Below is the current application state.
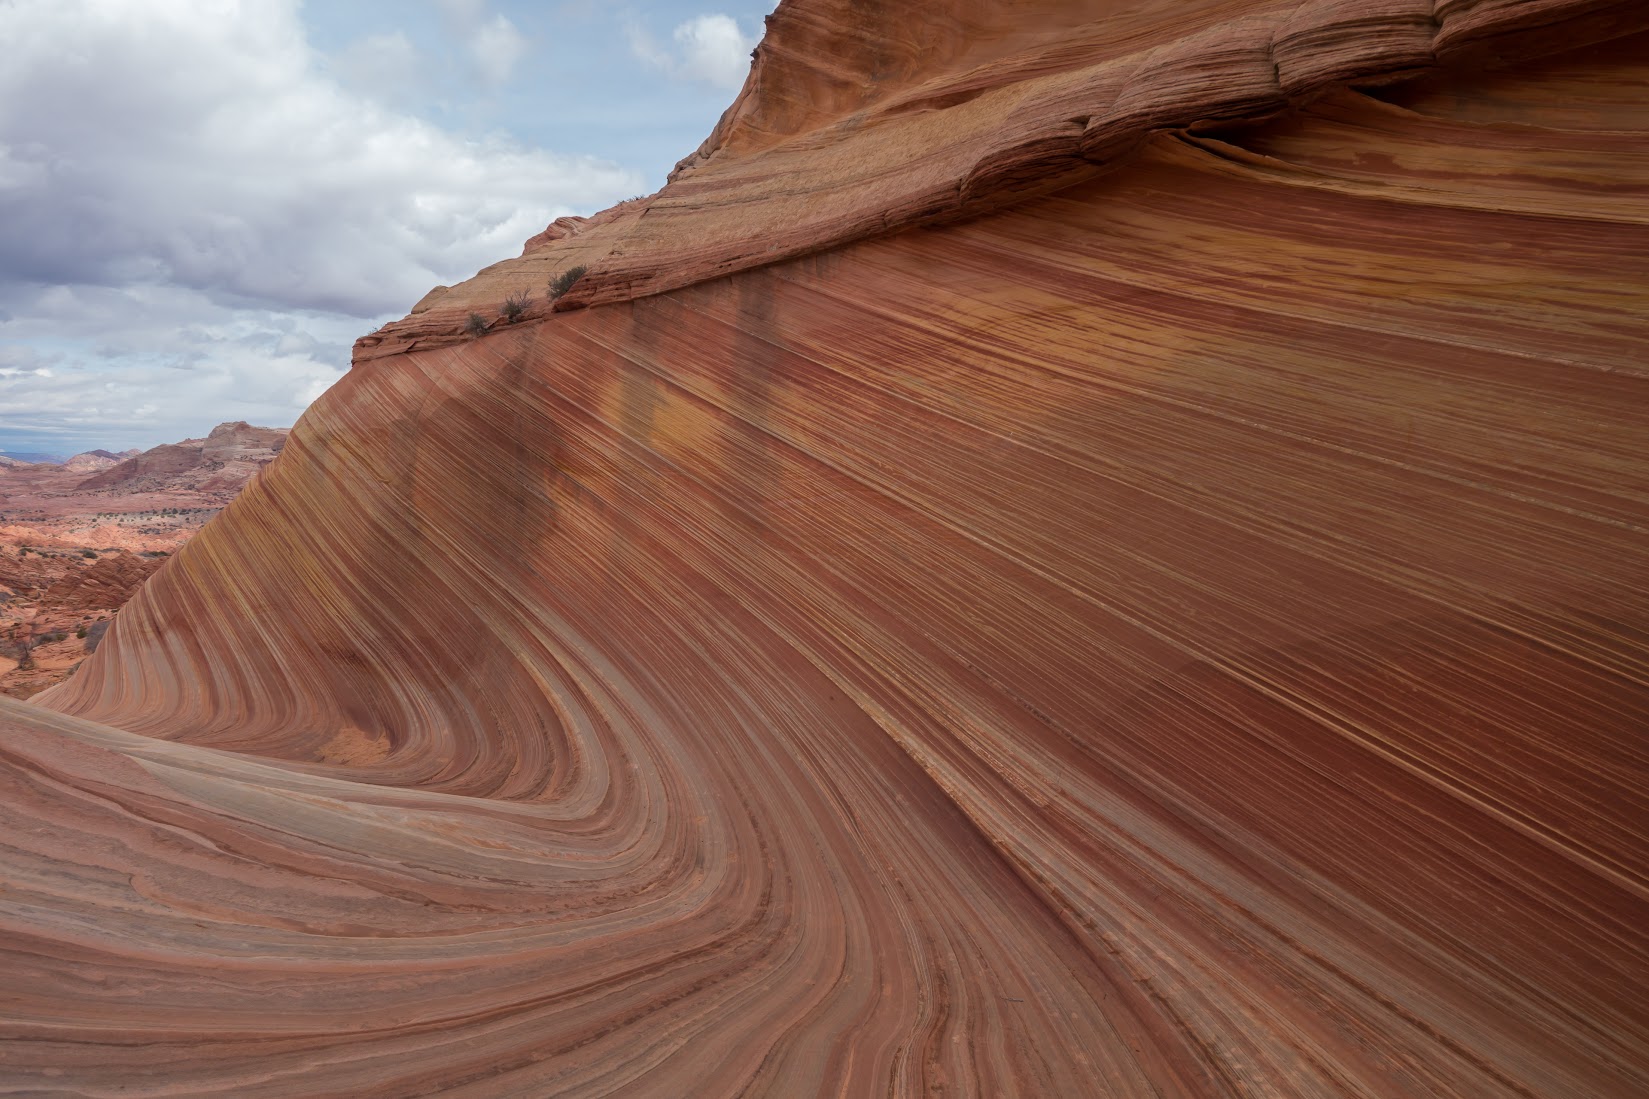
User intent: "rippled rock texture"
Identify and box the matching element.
[7,2,1649,1096]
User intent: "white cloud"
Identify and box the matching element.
[673,15,758,89]
[0,0,634,316]
[0,0,645,448]
[0,282,354,449]
[628,12,757,91]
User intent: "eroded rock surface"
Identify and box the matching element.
[4,2,1648,1096]
[38,551,163,615]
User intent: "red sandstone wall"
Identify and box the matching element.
[2,8,1646,1098]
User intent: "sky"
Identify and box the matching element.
[0,0,778,457]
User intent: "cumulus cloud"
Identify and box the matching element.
[0,281,355,451]
[628,13,758,91]
[0,0,632,316]
[0,0,643,449]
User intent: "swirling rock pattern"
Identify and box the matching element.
[7,4,1649,1097]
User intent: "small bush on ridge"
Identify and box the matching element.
[548,265,588,299]
[501,290,531,323]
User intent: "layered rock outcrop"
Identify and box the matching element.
[37,551,162,615]
[0,551,164,699]
[5,2,1648,1096]
[78,421,287,493]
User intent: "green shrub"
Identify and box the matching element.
[81,549,97,559]
[465,312,488,336]
[75,627,87,639]
[501,289,531,323]
[548,265,588,299]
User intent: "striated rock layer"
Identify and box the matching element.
[5,3,1649,1097]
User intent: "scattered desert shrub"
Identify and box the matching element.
[81,549,97,559]
[465,312,488,336]
[501,290,531,323]
[75,626,88,639]
[548,265,588,299]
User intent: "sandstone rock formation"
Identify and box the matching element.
[201,420,288,464]
[5,2,1648,1096]
[38,551,163,615]
[0,549,164,699]
[0,542,169,699]
[77,441,205,489]
[78,421,288,493]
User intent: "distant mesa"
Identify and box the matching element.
[77,421,289,493]
[62,449,127,473]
